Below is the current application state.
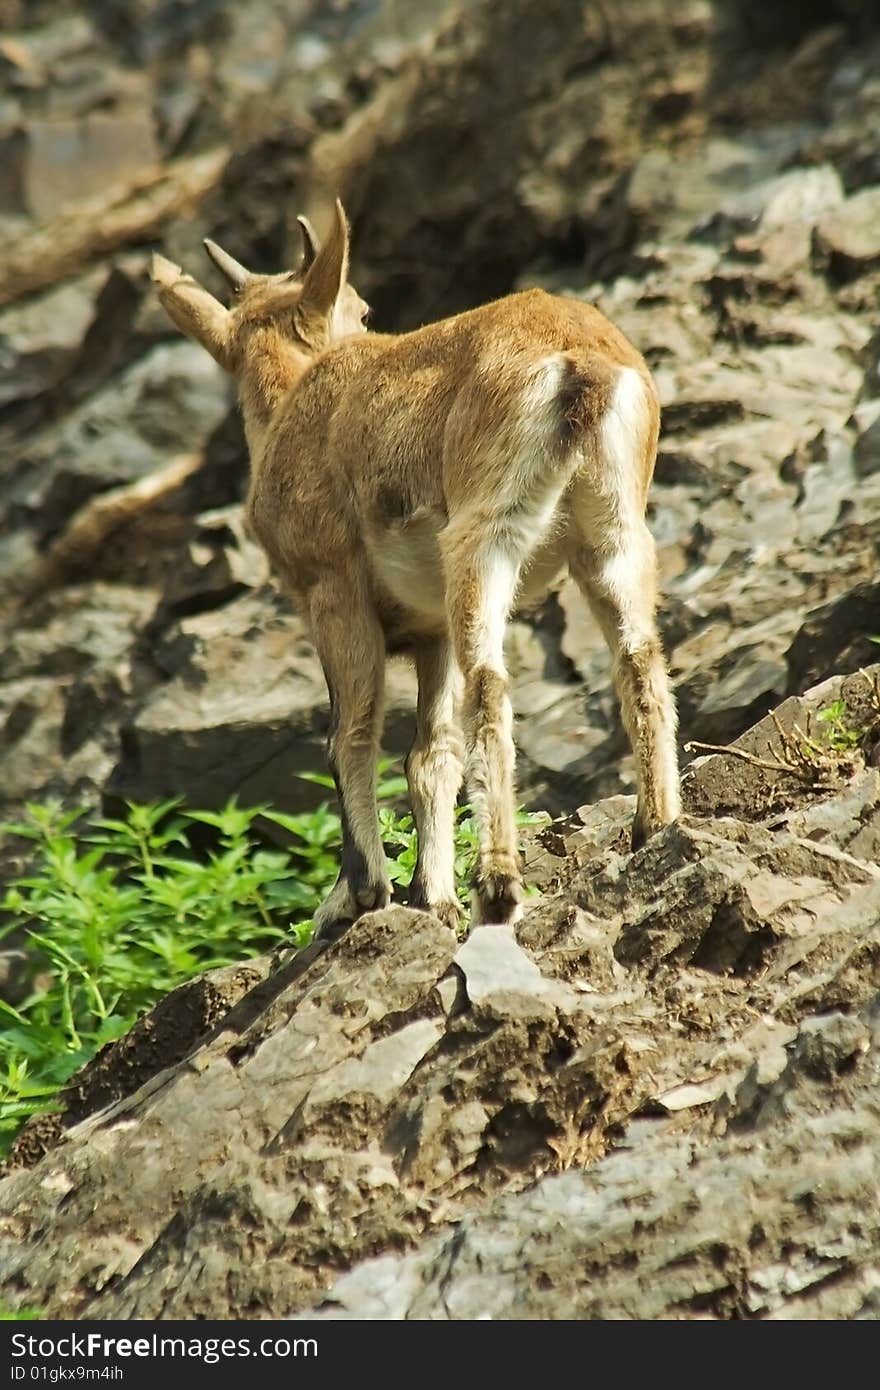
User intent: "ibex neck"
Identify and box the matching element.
[238,327,311,458]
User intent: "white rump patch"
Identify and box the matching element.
[483,353,577,560]
[601,366,648,499]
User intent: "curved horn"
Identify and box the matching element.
[203,239,251,291]
[297,215,320,271]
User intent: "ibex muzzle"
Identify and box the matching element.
[152,200,680,937]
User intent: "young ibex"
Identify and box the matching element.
[152,201,679,937]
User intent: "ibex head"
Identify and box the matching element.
[150,199,370,374]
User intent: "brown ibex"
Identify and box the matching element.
[151,201,679,938]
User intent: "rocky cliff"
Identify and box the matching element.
[1,0,879,1319]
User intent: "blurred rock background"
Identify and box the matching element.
[1,0,879,821]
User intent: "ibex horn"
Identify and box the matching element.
[203,239,251,291]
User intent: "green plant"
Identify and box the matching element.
[814,698,863,752]
[686,674,880,789]
[0,795,308,1153]
[0,774,544,1156]
[0,1303,43,1319]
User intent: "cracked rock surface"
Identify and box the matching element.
[2,669,880,1318]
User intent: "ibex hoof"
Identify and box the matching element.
[630,814,648,852]
[431,899,465,932]
[631,810,678,852]
[313,916,354,944]
[354,883,391,912]
[408,884,464,932]
[471,867,523,926]
[314,877,391,942]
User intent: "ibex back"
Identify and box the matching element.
[152,200,680,937]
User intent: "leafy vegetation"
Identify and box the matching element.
[814,697,865,753]
[0,1303,42,1320]
[0,770,540,1156]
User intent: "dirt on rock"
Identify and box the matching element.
[7,958,272,1170]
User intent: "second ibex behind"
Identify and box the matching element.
[152,200,680,938]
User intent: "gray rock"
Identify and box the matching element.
[301,1002,880,1320]
[4,732,880,1317]
[4,0,880,1326]
[454,924,580,1018]
[854,411,880,477]
[109,590,419,814]
[0,584,155,808]
[757,164,845,231]
[2,582,153,681]
[858,329,880,401]
[18,111,159,222]
[813,186,880,282]
[0,267,105,408]
[787,588,880,692]
[694,162,844,244]
[9,342,231,539]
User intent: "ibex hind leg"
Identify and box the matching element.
[572,542,679,848]
[569,391,678,850]
[442,535,523,926]
[309,581,392,941]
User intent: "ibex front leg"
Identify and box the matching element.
[309,582,391,940]
[443,533,522,926]
[406,639,464,931]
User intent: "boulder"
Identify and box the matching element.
[109,589,419,815]
[7,341,230,545]
[0,267,105,409]
[813,186,880,283]
[786,585,880,693]
[854,411,880,477]
[0,583,155,810]
[17,111,159,222]
[302,1002,880,1320]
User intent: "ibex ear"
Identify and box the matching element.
[150,253,235,371]
[293,199,349,348]
[297,215,320,271]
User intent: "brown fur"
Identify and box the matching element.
[152,200,679,935]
